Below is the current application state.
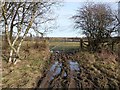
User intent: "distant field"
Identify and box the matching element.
[49,41,80,51]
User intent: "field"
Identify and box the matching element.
[49,41,80,51]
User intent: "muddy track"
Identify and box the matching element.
[35,50,120,89]
[35,51,83,89]
[35,51,120,89]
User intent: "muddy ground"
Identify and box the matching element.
[35,50,120,89]
[35,51,81,88]
[36,52,97,88]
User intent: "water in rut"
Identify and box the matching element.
[35,51,82,88]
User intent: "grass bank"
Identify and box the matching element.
[73,50,120,88]
[2,40,50,88]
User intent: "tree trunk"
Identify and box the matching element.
[13,14,35,64]
[13,40,22,64]
[8,49,13,63]
[10,28,13,43]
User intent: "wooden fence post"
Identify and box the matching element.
[80,39,83,51]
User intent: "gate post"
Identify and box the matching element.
[80,38,83,51]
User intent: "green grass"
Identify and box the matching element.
[49,41,80,51]
[2,54,49,88]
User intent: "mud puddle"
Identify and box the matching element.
[69,60,80,71]
[35,52,81,88]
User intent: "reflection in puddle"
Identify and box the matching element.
[48,60,80,81]
[53,63,62,76]
[63,72,67,77]
[50,61,59,71]
[50,61,62,81]
[69,61,80,71]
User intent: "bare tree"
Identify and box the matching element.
[118,1,120,36]
[72,3,119,51]
[1,1,59,64]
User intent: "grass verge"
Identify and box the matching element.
[2,40,50,88]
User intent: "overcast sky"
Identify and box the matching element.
[46,0,118,37]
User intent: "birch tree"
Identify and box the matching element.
[1,1,58,64]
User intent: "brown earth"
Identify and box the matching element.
[35,50,120,89]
